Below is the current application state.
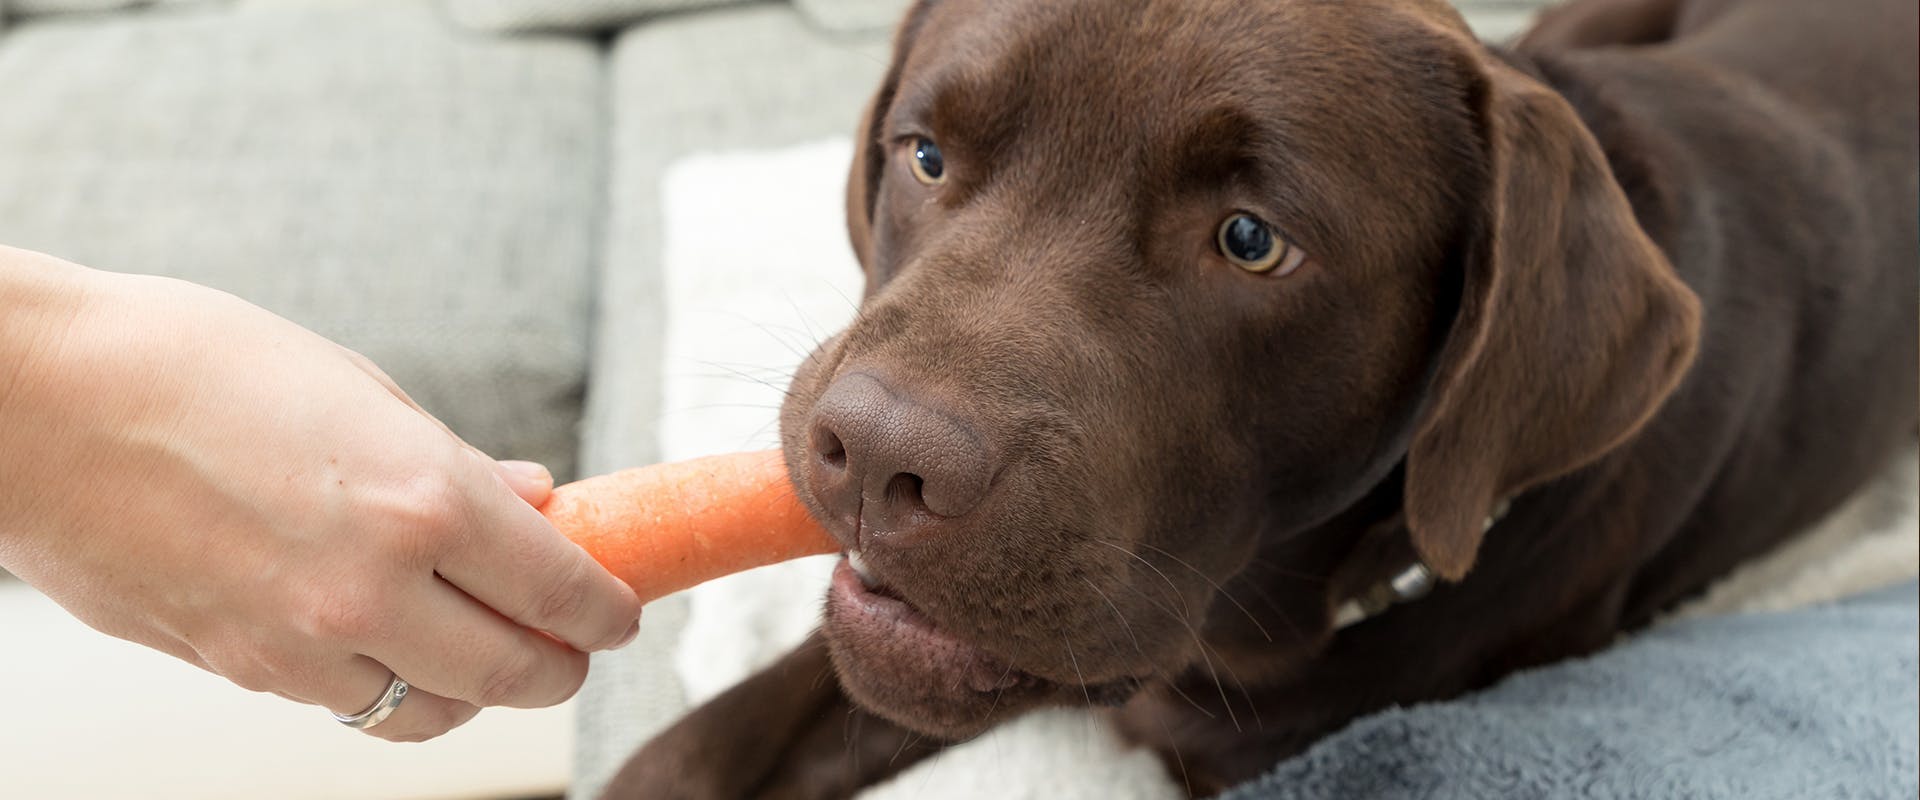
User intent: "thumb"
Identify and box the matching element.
[495,460,555,508]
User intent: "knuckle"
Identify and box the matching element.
[529,560,591,628]
[302,582,396,645]
[390,469,468,540]
[475,650,542,707]
[213,647,282,694]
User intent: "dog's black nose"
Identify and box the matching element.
[806,372,993,545]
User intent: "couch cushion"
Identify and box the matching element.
[792,0,907,33]
[1454,0,1550,42]
[12,0,141,14]
[0,2,602,477]
[441,0,739,33]
[788,0,1539,37]
[11,0,213,17]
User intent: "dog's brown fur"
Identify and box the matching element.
[606,0,1918,796]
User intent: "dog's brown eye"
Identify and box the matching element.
[1217,213,1305,275]
[909,137,946,185]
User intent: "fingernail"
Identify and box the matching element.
[611,620,641,650]
[500,460,552,484]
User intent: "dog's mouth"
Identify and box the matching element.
[824,552,1145,738]
[831,554,1036,692]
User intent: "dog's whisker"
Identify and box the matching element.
[1103,566,1189,628]
[779,292,834,348]
[1096,535,1293,677]
[1192,633,1242,733]
[1151,665,1217,721]
[887,726,918,767]
[1059,616,1097,711]
[1199,637,1263,732]
[980,661,1019,724]
[825,282,862,318]
[1108,572,1242,732]
[1135,590,1241,733]
[1051,611,1105,762]
[1079,576,1149,664]
[1240,556,1328,583]
[699,309,821,363]
[1077,576,1155,697]
[909,731,947,799]
[687,368,799,392]
[675,365,791,381]
[658,403,787,418]
[679,376,794,398]
[1036,604,1102,751]
[1080,575,1218,719]
[685,356,798,375]
[1146,697,1196,798]
[1083,569,1215,720]
[687,361,801,399]
[735,417,787,452]
[1228,570,1313,647]
[1126,539,1276,644]
[1093,539,1193,618]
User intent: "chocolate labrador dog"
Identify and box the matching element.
[608,0,1918,795]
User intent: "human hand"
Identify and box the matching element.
[0,246,641,741]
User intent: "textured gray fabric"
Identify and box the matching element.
[1225,582,1920,800]
[567,6,887,797]
[441,0,741,33]
[792,0,906,33]
[0,2,602,478]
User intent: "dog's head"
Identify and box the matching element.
[779,0,1699,738]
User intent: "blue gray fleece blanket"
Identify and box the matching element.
[1225,581,1919,800]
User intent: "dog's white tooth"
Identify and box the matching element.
[847,550,874,582]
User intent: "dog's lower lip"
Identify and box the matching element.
[830,557,941,633]
[828,558,1029,693]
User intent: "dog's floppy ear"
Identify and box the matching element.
[846,1,939,272]
[1404,46,1702,581]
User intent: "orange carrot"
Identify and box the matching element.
[538,450,838,603]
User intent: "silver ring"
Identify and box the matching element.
[333,673,409,730]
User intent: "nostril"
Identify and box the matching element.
[814,428,847,470]
[885,472,927,514]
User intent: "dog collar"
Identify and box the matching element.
[1331,498,1511,630]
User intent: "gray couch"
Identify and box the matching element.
[0,1,1546,795]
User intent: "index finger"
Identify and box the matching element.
[435,452,643,652]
